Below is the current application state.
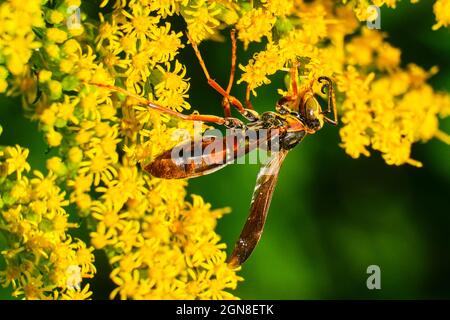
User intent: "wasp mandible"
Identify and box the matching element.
[91,30,338,268]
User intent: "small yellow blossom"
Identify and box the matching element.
[46,44,60,59]
[60,59,75,73]
[263,0,294,16]
[46,157,67,176]
[61,284,93,300]
[68,147,83,164]
[46,129,63,147]
[236,8,276,49]
[47,28,68,43]
[183,0,221,42]
[49,80,63,100]
[3,145,31,179]
[49,10,64,24]
[39,70,52,83]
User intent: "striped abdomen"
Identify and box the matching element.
[144,135,259,179]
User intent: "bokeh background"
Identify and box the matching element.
[1,0,449,299]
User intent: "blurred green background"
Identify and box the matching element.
[1,0,450,299]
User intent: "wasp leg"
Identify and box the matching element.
[275,96,296,114]
[219,28,235,118]
[273,62,300,114]
[245,85,252,110]
[290,61,299,98]
[324,116,338,125]
[187,31,259,122]
[225,29,237,98]
[318,76,338,125]
[223,117,246,129]
[222,96,232,118]
[274,61,301,114]
[89,82,229,126]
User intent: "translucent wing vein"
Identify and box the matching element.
[228,149,289,267]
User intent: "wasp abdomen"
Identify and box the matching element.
[144,136,241,179]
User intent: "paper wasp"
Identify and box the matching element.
[91,30,338,267]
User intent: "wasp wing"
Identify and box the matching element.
[228,149,289,267]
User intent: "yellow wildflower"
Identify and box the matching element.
[3,145,31,179]
[46,157,68,176]
[39,70,52,83]
[263,0,294,16]
[236,8,276,49]
[121,4,160,41]
[433,0,450,29]
[0,151,95,299]
[183,0,221,42]
[61,284,93,300]
[46,129,63,147]
[49,10,64,24]
[47,28,68,44]
[46,44,60,59]
[78,149,118,186]
[238,43,285,95]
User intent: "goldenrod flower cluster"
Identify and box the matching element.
[237,1,450,167]
[0,0,449,300]
[1,0,240,300]
[0,143,95,299]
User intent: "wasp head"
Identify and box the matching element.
[275,76,337,133]
[300,76,340,132]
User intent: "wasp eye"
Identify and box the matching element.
[305,97,320,120]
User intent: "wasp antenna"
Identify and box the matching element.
[317,76,338,125]
[318,76,332,94]
[86,81,150,105]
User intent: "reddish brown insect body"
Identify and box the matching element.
[91,30,338,267]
